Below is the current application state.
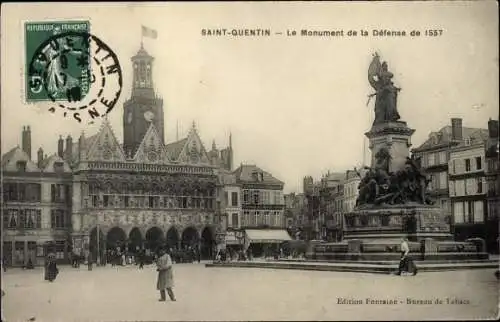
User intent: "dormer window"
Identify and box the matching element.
[16,161,27,172]
[464,137,471,146]
[54,162,64,173]
[432,134,438,145]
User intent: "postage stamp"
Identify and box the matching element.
[25,21,91,102]
[25,20,123,124]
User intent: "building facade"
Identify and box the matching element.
[2,44,233,265]
[233,164,288,257]
[485,119,499,253]
[303,176,321,240]
[448,143,487,241]
[319,172,345,242]
[2,133,73,267]
[412,118,489,231]
[235,165,285,229]
[284,192,306,239]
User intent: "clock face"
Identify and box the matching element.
[144,111,155,122]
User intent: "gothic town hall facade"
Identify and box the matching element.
[2,45,233,266]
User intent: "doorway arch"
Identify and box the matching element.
[129,227,143,253]
[107,227,127,251]
[145,227,164,253]
[166,227,180,251]
[181,226,199,249]
[201,227,214,260]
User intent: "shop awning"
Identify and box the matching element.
[245,229,292,244]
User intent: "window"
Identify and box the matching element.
[3,209,41,229]
[427,175,435,191]
[474,200,484,223]
[232,213,239,228]
[466,201,474,223]
[250,212,256,226]
[224,192,229,206]
[264,211,270,226]
[51,209,66,229]
[428,153,435,166]
[103,195,109,207]
[51,184,68,203]
[124,196,130,207]
[455,180,465,196]
[439,172,448,189]
[439,151,447,164]
[453,202,464,224]
[231,192,238,207]
[16,161,27,172]
[475,157,482,170]
[53,162,64,173]
[465,159,471,172]
[440,199,449,212]
[477,178,483,194]
[243,190,249,204]
[465,178,475,195]
[92,195,99,207]
[243,211,250,226]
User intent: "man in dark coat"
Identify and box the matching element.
[44,254,59,282]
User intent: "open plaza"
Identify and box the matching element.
[1,263,498,321]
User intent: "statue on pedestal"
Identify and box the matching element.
[368,53,401,125]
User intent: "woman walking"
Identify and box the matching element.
[44,253,59,282]
[156,248,176,302]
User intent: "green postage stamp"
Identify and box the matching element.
[25,21,91,102]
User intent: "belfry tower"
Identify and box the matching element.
[122,43,164,157]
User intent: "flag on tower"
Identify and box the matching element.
[142,25,158,39]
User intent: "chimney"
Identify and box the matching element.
[37,147,44,168]
[451,118,463,141]
[22,126,32,159]
[65,135,73,160]
[488,119,499,139]
[58,136,64,158]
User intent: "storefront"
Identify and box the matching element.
[244,229,292,258]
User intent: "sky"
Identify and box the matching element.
[1,1,498,193]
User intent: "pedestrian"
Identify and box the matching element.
[2,255,7,272]
[138,249,145,269]
[396,237,417,276]
[156,248,176,302]
[26,257,34,269]
[44,253,59,282]
[87,255,93,271]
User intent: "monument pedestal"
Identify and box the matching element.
[365,121,415,173]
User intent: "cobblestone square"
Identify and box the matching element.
[2,264,498,321]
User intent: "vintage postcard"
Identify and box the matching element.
[1,1,498,321]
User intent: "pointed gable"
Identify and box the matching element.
[165,138,188,161]
[133,123,170,163]
[39,154,72,173]
[176,126,210,165]
[1,146,40,172]
[86,119,126,162]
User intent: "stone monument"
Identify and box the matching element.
[309,53,487,261]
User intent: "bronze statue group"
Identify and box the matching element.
[356,153,434,208]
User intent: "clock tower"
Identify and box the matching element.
[123,43,164,157]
